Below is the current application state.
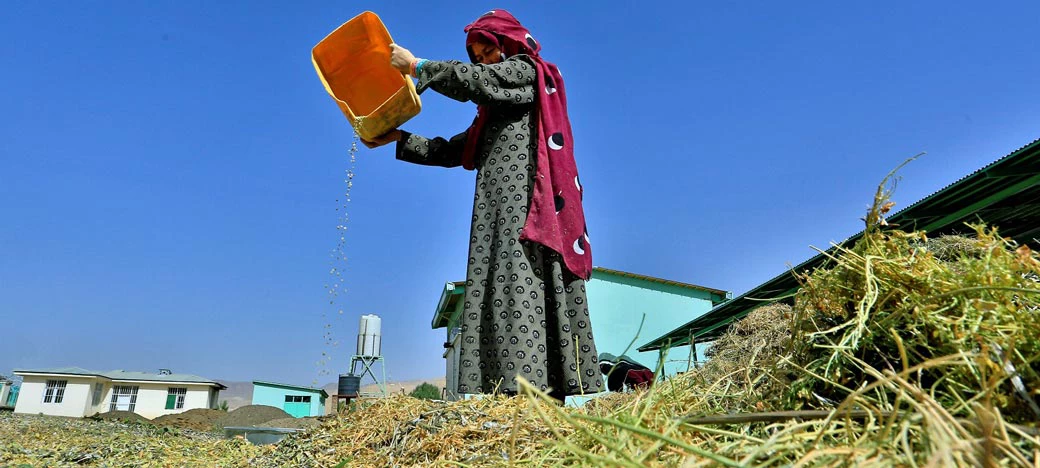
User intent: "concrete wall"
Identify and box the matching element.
[85,381,108,416]
[128,383,215,419]
[14,376,95,417]
[439,269,722,406]
[585,272,718,378]
[252,384,325,417]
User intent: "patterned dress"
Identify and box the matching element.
[395,56,603,397]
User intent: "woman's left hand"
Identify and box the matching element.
[361,129,403,149]
[390,44,416,75]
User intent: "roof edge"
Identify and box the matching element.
[431,281,466,329]
[252,380,329,397]
[592,267,730,298]
[14,369,225,389]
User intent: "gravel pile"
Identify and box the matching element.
[216,405,291,428]
[153,408,226,432]
[90,411,152,425]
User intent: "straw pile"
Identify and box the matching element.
[251,180,1038,466]
[253,395,566,467]
[697,302,794,412]
[494,176,1040,466]
[0,411,263,466]
[3,175,1038,466]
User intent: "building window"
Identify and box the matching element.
[43,380,67,404]
[110,385,139,412]
[284,395,311,403]
[165,388,187,410]
[91,383,104,406]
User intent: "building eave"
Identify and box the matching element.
[592,267,731,303]
[252,380,329,398]
[111,379,227,390]
[431,281,466,329]
[14,370,226,390]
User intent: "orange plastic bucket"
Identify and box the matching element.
[312,12,421,141]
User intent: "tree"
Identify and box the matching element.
[408,382,441,400]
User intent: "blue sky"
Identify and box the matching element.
[2,1,1038,386]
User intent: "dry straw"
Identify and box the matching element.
[4,164,1038,466]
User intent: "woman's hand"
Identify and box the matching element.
[361,129,403,149]
[390,43,416,75]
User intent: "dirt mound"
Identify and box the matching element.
[216,405,290,428]
[90,411,152,425]
[257,417,321,430]
[152,408,226,432]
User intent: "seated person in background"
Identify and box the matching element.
[598,353,655,392]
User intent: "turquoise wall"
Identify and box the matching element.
[6,386,18,407]
[435,270,724,406]
[585,271,718,378]
[251,383,326,417]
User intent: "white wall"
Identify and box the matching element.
[14,376,95,417]
[114,382,217,419]
[14,376,219,419]
[86,382,110,416]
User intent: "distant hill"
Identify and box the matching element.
[217,377,448,410]
[215,381,253,410]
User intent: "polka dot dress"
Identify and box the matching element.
[396,56,603,397]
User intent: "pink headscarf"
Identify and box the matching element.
[461,9,591,280]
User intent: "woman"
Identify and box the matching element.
[363,9,602,401]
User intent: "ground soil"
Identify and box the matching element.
[91,410,152,425]
[215,404,291,427]
[152,408,227,432]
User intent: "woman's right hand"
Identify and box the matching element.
[361,129,402,149]
[389,44,416,75]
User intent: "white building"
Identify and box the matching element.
[13,367,226,419]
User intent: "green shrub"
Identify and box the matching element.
[408,383,441,400]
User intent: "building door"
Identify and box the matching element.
[283,395,311,417]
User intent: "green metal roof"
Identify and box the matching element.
[252,380,329,398]
[14,366,95,376]
[14,367,227,389]
[431,281,467,329]
[640,137,1040,351]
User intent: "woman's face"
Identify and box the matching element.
[470,40,503,65]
